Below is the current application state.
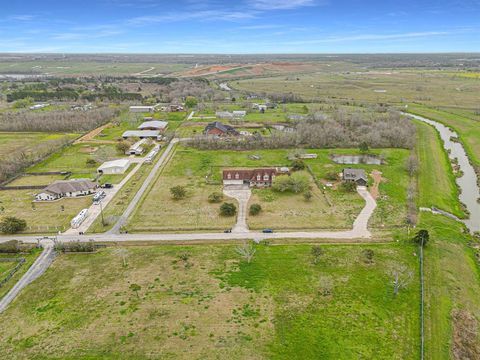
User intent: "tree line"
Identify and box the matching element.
[188,109,416,150]
[0,107,120,133]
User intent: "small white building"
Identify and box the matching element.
[97,159,131,175]
[29,103,49,110]
[129,105,155,113]
[138,120,168,131]
[233,110,247,118]
[216,111,233,119]
[128,138,148,155]
[122,130,160,139]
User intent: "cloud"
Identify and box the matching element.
[247,0,316,10]
[127,10,256,25]
[9,15,35,21]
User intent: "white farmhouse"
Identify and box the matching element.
[97,159,131,175]
[35,179,97,201]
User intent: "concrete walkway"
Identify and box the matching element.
[223,187,252,233]
[0,240,56,314]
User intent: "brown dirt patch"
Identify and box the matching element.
[370,170,383,199]
[452,309,480,359]
[74,123,112,144]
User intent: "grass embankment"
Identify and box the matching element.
[407,104,480,173]
[415,120,465,218]
[0,243,419,359]
[412,113,480,358]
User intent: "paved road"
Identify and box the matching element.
[223,187,251,233]
[0,240,56,313]
[109,138,179,234]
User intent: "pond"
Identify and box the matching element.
[405,113,480,233]
[330,154,383,165]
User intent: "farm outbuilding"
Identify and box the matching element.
[129,105,155,113]
[138,120,168,131]
[122,130,160,139]
[342,168,368,186]
[97,159,131,175]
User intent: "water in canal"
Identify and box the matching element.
[406,113,480,233]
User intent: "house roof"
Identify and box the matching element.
[223,168,278,181]
[41,179,97,195]
[98,159,130,171]
[204,121,239,135]
[122,130,160,138]
[215,111,233,117]
[138,120,168,130]
[343,168,368,181]
[233,110,246,116]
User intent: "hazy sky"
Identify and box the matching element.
[1,0,479,53]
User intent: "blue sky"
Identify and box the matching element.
[0,0,479,53]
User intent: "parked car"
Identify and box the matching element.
[224,229,232,233]
[93,191,106,204]
[262,228,274,233]
[102,183,113,189]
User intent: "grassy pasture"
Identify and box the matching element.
[0,243,419,359]
[234,70,480,108]
[0,188,92,233]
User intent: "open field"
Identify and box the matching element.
[0,61,189,76]
[0,242,419,359]
[419,213,480,359]
[0,250,41,299]
[414,121,465,218]
[0,189,92,233]
[234,70,480,108]
[407,104,480,172]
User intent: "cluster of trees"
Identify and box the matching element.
[0,217,27,234]
[0,107,119,133]
[188,109,415,151]
[272,172,310,193]
[0,136,71,183]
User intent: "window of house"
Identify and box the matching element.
[235,173,239,179]
[227,173,231,179]
[263,174,269,180]
[257,175,261,180]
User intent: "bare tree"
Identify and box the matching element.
[406,154,419,176]
[236,242,256,263]
[113,247,129,267]
[390,266,413,296]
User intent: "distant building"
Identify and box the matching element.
[138,120,168,131]
[169,104,184,112]
[122,130,160,139]
[128,139,148,155]
[97,159,131,175]
[129,105,156,113]
[29,103,49,110]
[223,168,283,188]
[233,110,246,118]
[204,122,239,137]
[216,111,233,119]
[342,168,368,186]
[35,179,97,201]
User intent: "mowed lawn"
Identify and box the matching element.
[0,132,78,156]
[128,147,364,232]
[0,189,92,233]
[407,104,480,171]
[0,243,420,359]
[414,121,465,218]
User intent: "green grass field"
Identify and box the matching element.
[0,242,419,359]
[0,250,41,299]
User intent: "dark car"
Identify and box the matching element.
[224,229,232,233]
[102,183,113,189]
[262,229,273,233]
